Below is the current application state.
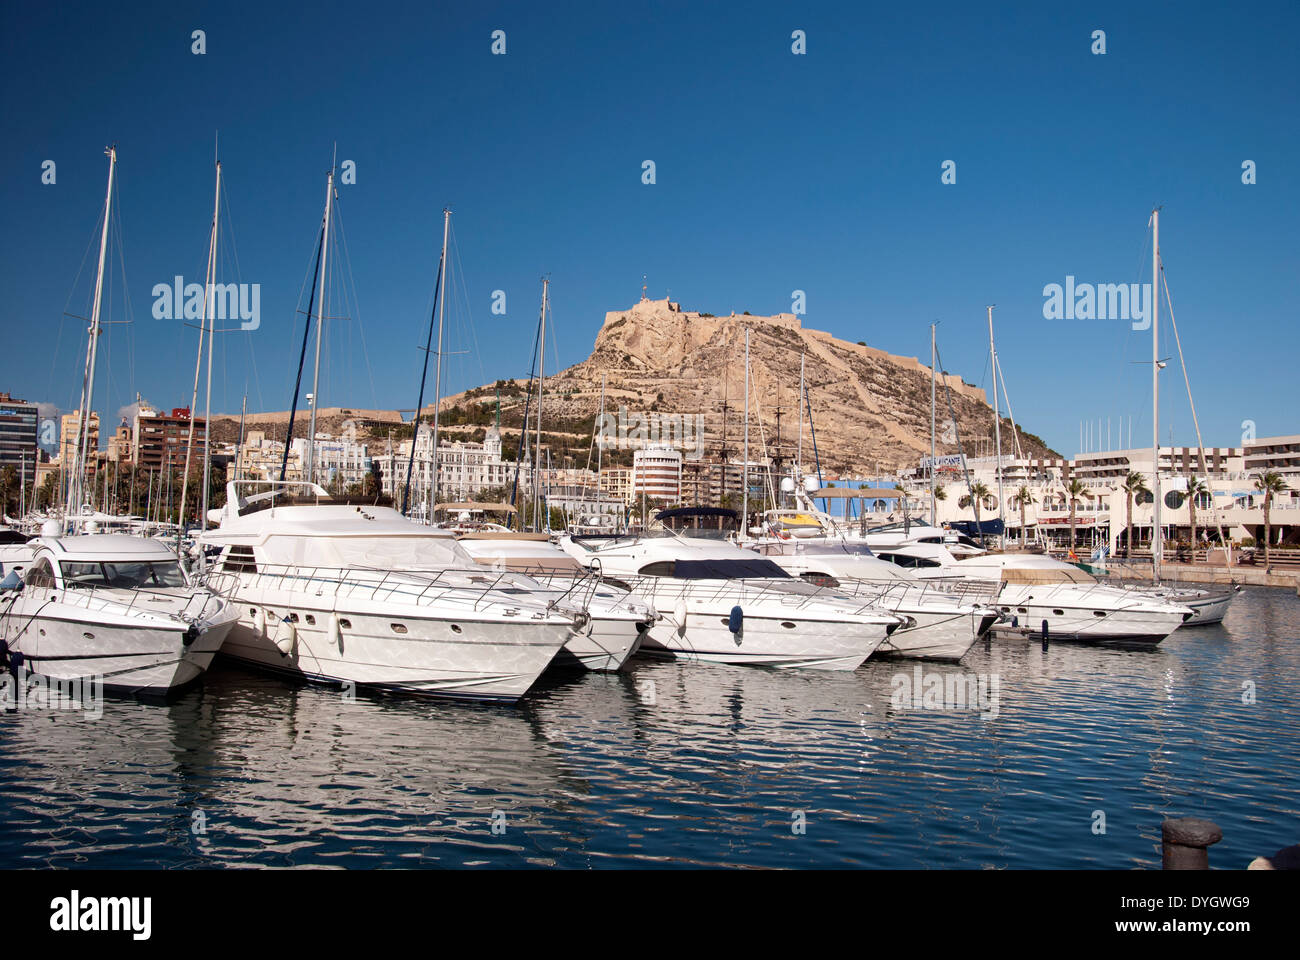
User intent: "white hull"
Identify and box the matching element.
[1183,593,1232,625]
[218,600,570,701]
[876,608,998,661]
[3,609,233,694]
[995,586,1191,643]
[643,615,886,670]
[555,615,648,672]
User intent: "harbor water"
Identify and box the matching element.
[1,587,1296,869]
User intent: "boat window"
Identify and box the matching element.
[638,561,677,577]
[672,559,790,580]
[60,560,189,589]
[24,558,56,589]
[222,545,258,573]
[800,572,840,588]
[876,553,941,569]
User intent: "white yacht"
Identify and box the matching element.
[871,541,1194,644]
[199,482,575,702]
[454,530,654,672]
[748,539,999,661]
[557,511,902,670]
[0,534,236,694]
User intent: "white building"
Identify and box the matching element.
[632,443,682,502]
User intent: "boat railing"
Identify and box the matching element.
[56,580,228,625]
[608,574,894,619]
[201,562,565,617]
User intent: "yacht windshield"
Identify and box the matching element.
[655,558,790,580]
[60,560,188,589]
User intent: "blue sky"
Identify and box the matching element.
[2,0,1296,458]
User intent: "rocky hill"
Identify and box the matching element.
[213,297,1059,474]
[442,297,1059,473]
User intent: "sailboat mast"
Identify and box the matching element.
[427,209,451,519]
[1151,208,1162,583]
[988,305,1005,530]
[742,328,750,537]
[930,322,937,525]
[199,161,223,534]
[178,159,221,541]
[305,168,334,485]
[796,351,805,477]
[66,145,117,530]
[234,394,247,482]
[532,277,549,531]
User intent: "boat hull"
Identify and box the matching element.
[218,603,570,702]
[553,615,650,672]
[2,611,233,695]
[643,615,886,670]
[875,609,998,661]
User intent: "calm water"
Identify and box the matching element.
[2,587,1297,869]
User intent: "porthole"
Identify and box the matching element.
[1017,608,1027,614]
[1053,609,1064,616]
[305,615,316,626]
[391,623,408,634]
[1093,611,1106,617]
[287,613,299,623]
[82,632,94,640]
[781,621,796,629]
[339,618,351,629]
[450,624,462,634]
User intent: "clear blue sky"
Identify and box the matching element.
[2,0,1296,458]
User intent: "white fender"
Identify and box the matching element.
[253,607,267,638]
[328,612,343,649]
[673,599,688,635]
[273,617,298,657]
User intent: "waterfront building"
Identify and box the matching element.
[0,391,40,491]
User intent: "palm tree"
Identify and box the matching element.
[968,481,991,539]
[1065,478,1090,552]
[1186,476,1208,561]
[1011,485,1036,546]
[1253,470,1290,564]
[1120,470,1148,558]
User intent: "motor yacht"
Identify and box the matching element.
[0,533,236,695]
[871,541,1194,644]
[454,530,654,672]
[557,509,901,670]
[199,481,575,701]
[748,538,999,661]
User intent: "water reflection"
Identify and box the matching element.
[0,587,1295,869]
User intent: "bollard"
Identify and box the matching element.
[1041,620,1049,650]
[1161,817,1223,869]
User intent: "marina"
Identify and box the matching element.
[1,4,1296,914]
[0,585,1295,869]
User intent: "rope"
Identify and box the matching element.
[1160,262,1228,550]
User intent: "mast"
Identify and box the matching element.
[179,159,222,541]
[199,161,223,535]
[988,305,1005,530]
[234,394,247,482]
[532,277,548,531]
[427,209,451,520]
[741,327,750,537]
[1151,208,1162,583]
[305,167,335,484]
[66,145,117,530]
[930,322,937,525]
[796,351,805,477]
